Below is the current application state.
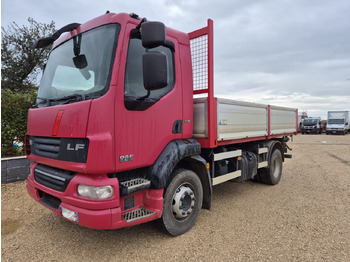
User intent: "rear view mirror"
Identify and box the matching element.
[73,54,88,69]
[143,51,168,90]
[141,22,166,49]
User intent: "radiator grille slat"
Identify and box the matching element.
[34,164,75,192]
[32,137,61,158]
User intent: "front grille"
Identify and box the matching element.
[32,137,61,159]
[29,136,89,163]
[34,164,76,192]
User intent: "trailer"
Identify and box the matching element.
[26,13,297,236]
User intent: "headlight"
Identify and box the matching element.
[77,185,114,199]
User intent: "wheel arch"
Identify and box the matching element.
[146,139,201,189]
[180,155,212,210]
[265,140,284,162]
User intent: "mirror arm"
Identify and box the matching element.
[164,40,175,52]
[138,48,152,101]
[136,17,147,30]
[130,17,148,38]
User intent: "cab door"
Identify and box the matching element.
[114,23,183,172]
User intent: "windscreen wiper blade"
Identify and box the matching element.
[49,93,86,104]
[33,94,86,107]
[32,97,49,108]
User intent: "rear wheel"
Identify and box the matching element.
[257,149,283,185]
[159,168,203,236]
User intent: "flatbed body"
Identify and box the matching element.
[193,97,297,146]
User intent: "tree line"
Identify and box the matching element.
[1,18,56,157]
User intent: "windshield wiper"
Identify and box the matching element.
[33,94,86,107]
[50,93,86,104]
[32,97,49,108]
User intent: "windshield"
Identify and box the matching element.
[328,119,344,125]
[36,24,120,107]
[303,119,318,125]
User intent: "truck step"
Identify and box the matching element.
[122,208,156,223]
[120,178,151,196]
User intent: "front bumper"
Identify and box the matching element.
[302,128,319,133]
[326,129,345,134]
[27,163,163,230]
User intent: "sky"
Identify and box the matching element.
[2,0,350,119]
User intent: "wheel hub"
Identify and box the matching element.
[172,185,196,219]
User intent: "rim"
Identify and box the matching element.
[171,183,196,221]
[271,154,281,179]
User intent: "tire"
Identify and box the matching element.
[257,149,283,185]
[159,168,203,236]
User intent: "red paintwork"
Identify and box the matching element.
[27,162,163,230]
[189,19,217,148]
[296,109,299,135]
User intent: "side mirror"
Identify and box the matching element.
[143,51,168,90]
[141,22,166,49]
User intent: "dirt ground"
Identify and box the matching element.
[2,134,350,261]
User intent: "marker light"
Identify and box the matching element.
[77,185,114,199]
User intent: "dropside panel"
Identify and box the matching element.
[193,97,298,147]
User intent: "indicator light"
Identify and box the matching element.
[52,110,64,136]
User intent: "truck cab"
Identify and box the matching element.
[27,12,194,231]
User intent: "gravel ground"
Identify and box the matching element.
[2,134,350,261]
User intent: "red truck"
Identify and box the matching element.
[26,12,298,236]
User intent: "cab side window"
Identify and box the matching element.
[124,38,175,111]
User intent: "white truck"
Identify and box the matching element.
[326,111,350,135]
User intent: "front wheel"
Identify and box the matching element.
[159,168,203,236]
[257,149,283,185]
